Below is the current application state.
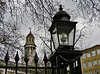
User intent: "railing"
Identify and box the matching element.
[0,51,56,74]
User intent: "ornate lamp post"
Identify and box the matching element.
[49,5,83,74]
[49,5,76,50]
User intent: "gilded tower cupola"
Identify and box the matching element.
[24,31,36,48]
[22,30,36,66]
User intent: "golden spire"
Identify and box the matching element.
[29,27,31,34]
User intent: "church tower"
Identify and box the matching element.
[22,30,36,66]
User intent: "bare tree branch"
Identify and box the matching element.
[74,27,86,45]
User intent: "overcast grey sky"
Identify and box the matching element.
[20,0,77,36]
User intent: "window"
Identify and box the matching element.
[88,61,92,67]
[83,63,87,68]
[93,60,97,66]
[87,52,91,58]
[84,72,88,74]
[95,70,99,74]
[8,71,14,74]
[89,71,93,74]
[98,59,100,65]
[29,38,31,41]
[31,38,33,42]
[92,50,96,56]
[82,53,86,59]
[97,49,100,55]
[28,38,30,41]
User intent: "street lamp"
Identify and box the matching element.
[49,5,83,74]
[49,5,77,50]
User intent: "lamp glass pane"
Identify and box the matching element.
[58,25,74,46]
[69,29,74,45]
[52,27,59,49]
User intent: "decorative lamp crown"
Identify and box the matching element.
[53,5,71,21]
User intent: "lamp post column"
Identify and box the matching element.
[78,58,82,74]
[56,56,60,74]
[70,62,74,74]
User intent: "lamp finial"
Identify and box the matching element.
[59,5,63,11]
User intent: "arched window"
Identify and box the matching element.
[31,38,33,42]
[30,38,31,41]
[28,38,30,41]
